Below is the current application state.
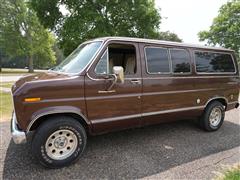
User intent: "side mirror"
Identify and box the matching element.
[113,66,124,83]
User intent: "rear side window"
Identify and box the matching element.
[170,49,191,73]
[145,47,170,73]
[195,51,235,73]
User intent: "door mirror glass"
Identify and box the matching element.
[113,66,124,83]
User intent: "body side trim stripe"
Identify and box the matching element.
[91,105,205,124]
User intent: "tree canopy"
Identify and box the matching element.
[198,0,240,59]
[0,0,56,72]
[157,31,182,42]
[31,0,181,55]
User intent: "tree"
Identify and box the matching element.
[31,0,162,55]
[157,31,182,42]
[0,0,56,72]
[198,0,240,60]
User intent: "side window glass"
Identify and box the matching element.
[170,49,191,73]
[95,49,109,74]
[195,51,235,73]
[95,44,137,75]
[145,47,170,73]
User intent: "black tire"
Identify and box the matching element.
[32,116,87,168]
[199,101,225,131]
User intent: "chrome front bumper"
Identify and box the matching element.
[11,112,27,144]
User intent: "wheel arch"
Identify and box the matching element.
[205,97,228,110]
[27,106,92,134]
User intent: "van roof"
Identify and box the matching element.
[93,36,234,52]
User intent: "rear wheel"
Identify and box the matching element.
[32,116,87,168]
[199,101,225,131]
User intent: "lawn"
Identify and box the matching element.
[216,165,240,180]
[0,92,13,122]
[0,68,46,76]
[0,82,14,89]
[0,81,15,121]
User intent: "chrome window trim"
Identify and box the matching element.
[144,46,171,75]
[193,50,237,75]
[169,48,192,75]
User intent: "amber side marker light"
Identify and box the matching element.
[24,97,41,102]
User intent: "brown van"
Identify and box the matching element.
[11,37,239,168]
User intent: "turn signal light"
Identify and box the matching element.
[24,97,41,102]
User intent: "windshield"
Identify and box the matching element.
[52,41,102,73]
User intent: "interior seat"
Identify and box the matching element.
[124,55,136,75]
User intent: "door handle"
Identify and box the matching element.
[98,90,116,94]
[130,79,141,85]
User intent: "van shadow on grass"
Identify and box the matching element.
[2,118,240,179]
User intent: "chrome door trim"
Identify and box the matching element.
[91,105,205,124]
[91,113,142,124]
[141,106,205,117]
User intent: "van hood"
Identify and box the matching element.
[12,72,72,93]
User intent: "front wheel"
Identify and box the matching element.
[32,116,87,168]
[199,101,225,131]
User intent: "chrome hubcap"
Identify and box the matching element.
[209,107,222,127]
[45,129,78,160]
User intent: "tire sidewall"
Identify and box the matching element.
[33,117,87,168]
[205,102,225,131]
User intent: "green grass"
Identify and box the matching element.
[217,165,240,180]
[0,92,13,121]
[222,169,240,180]
[0,68,46,76]
[0,82,14,89]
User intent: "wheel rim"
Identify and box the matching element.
[209,107,222,127]
[45,129,78,160]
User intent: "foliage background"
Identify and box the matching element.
[1,0,239,71]
[198,0,240,60]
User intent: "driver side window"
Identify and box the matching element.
[95,49,109,74]
[95,44,136,75]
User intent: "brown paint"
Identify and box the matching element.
[12,37,240,135]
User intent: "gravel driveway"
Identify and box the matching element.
[0,109,239,180]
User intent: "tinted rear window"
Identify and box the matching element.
[170,49,191,73]
[145,47,170,73]
[195,51,235,73]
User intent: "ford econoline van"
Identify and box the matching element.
[11,37,239,168]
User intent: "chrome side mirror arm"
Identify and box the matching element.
[107,74,117,91]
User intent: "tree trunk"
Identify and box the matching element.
[28,55,34,73]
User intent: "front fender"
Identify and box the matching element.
[26,106,91,132]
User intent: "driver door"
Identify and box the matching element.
[84,41,142,134]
